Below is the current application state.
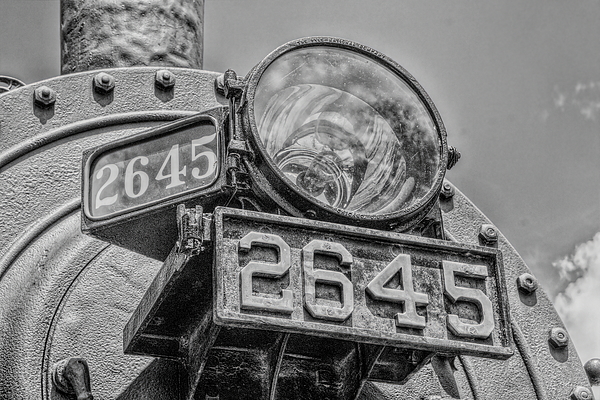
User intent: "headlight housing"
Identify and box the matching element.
[242,37,448,229]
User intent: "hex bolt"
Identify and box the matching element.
[516,273,539,294]
[439,181,455,200]
[478,224,498,246]
[570,386,593,400]
[155,69,175,90]
[33,86,56,108]
[93,72,115,95]
[548,327,569,348]
[585,358,600,386]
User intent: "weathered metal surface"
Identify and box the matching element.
[0,66,593,399]
[124,209,436,399]
[213,208,511,358]
[0,67,221,400]
[61,0,204,73]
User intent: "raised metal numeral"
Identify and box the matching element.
[442,261,494,339]
[238,232,293,313]
[366,254,429,329]
[302,240,353,322]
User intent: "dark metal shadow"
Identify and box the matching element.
[115,358,183,400]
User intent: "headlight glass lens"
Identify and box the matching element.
[253,46,441,216]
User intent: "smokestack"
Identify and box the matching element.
[60,0,204,74]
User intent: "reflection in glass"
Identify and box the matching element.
[254,46,440,215]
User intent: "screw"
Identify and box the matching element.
[439,181,455,200]
[33,86,56,108]
[570,386,593,400]
[478,224,498,246]
[155,69,176,90]
[516,273,539,294]
[93,72,115,95]
[548,327,569,348]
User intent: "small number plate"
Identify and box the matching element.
[214,208,513,359]
[83,112,222,220]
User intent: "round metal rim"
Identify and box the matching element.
[243,36,448,224]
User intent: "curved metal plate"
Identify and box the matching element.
[0,67,592,400]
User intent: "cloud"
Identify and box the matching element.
[553,86,567,109]
[553,81,600,121]
[553,232,600,371]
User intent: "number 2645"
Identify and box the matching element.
[238,232,495,340]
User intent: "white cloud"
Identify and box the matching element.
[552,81,600,121]
[553,86,567,109]
[553,232,600,377]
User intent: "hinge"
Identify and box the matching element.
[224,139,251,191]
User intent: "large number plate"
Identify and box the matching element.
[214,208,513,359]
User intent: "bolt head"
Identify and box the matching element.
[439,180,455,200]
[478,224,498,245]
[570,386,593,400]
[585,359,600,386]
[93,72,115,94]
[305,210,317,219]
[549,327,569,348]
[516,273,539,294]
[33,86,56,107]
[155,69,176,90]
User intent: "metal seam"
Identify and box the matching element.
[0,198,80,280]
[0,110,196,170]
[269,333,290,400]
[511,319,548,400]
[40,242,111,400]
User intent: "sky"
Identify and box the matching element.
[1,0,600,390]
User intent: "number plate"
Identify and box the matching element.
[214,208,512,359]
[83,112,222,220]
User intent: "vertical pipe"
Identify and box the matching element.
[60,0,204,74]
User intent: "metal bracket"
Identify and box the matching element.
[447,146,461,170]
[215,69,245,100]
[224,139,252,191]
[51,357,93,400]
[176,204,210,254]
[431,355,461,399]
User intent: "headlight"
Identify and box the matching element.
[243,37,447,227]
